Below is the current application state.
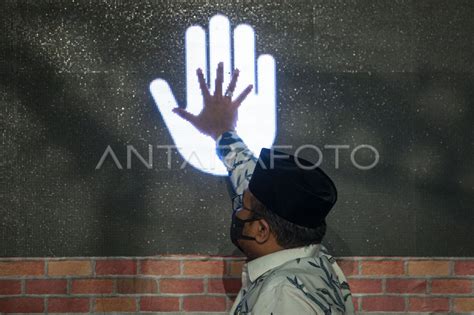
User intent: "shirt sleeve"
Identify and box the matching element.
[215,130,258,196]
[250,283,325,315]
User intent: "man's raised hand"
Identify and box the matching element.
[172,63,253,140]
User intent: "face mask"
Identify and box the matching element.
[230,211,260,252]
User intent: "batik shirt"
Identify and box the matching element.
[216,131,355,315]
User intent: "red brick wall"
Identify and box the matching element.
[0,256,473,313]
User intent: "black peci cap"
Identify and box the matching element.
[248,148,337,228]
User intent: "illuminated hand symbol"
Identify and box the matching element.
[150,14,276,176]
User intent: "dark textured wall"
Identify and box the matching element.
[1,0,473,256]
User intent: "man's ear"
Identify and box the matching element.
[255,218,271,243]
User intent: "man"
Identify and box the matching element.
[172,62,355,314]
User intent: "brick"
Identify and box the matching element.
[140,297,180,312]
[361,296,405,311]
[336,259,358,276]
[0,297,44,313]
[407,260,450,276]
[95,259,136,275]
[208,278,241,294]
[361,260,404,275]
[454,298,474,312]
[26,279,67,294]
[0,280,21,295]
[348,279,382,293]
[116,278,157,294]
[183,260,225,275]
[431,279,471,294]
[48,298,89,312]
[94,297,136,312]
[140,259,180,275]
[183,296,227,312]
[160,279,204,293]
[352,297,359,311]
[408,297,449,312]
[386,279,427,293]
[455,260,474,275]
[228,261,245,277]
[48,260,92,276]
[71,279,114,294]
[0,261,44,276]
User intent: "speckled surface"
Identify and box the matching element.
[1,0,472,256]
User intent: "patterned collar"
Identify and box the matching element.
[245,244,321,283]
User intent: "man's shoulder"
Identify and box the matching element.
[259,256,325,287]
[261,251,347,291]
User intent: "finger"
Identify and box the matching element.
[215,62,223,97]
[172,107,197,125]
[209,14,231,94]
[197,68,211,100]
[257,54,276,99]
[233,24,255,98]
[185,25,207,115]
[255,55,276,146]
[225,69,239,96]
[233,84,253,107]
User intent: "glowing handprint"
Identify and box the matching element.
[150,14,276,176]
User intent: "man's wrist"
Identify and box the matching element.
[214,129,236,142]
[215,130,241,161]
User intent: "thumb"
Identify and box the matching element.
[149,79,198,131]
[172,107,197,124]
[150,78,179,117]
